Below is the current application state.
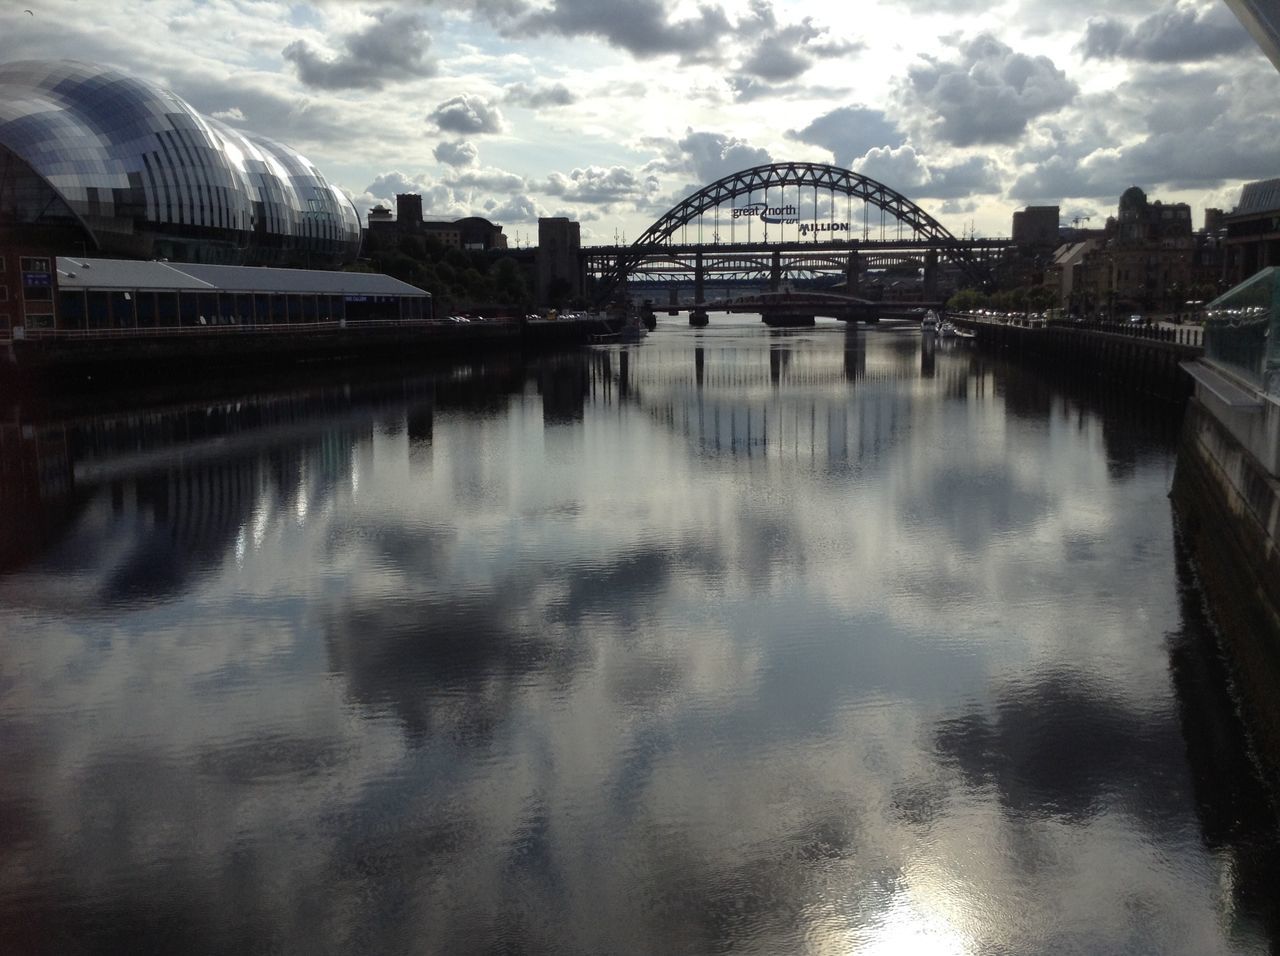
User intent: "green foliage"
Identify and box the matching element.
[947,288,986,311]
[356,232,535,308]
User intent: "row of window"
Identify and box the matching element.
[54,289,429,329]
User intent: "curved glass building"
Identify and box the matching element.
[0,60,361,266]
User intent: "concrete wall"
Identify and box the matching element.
[1172,395,1280,788]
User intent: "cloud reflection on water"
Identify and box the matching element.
[0,325,1274,954]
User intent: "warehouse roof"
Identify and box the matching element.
[55,258,429,297]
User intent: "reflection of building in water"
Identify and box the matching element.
[0,423,74,570]
[0,377,454,599]
[537,353,590,426]
[843,330,866,383]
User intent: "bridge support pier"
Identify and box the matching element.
[845,251,860,295]
[761,310,814,328]
[668,287,680,315]
[923,250,939,302]
[770,250,782,292]
[689,308,709,327]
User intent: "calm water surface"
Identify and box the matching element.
[1,315,1277,954]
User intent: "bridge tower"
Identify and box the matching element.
[690,250,710,326]
[845,251,861,295]
[923,250,939,302]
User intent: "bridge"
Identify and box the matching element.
[584,162,1010,318]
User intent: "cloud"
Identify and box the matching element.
[483,194,547,223]
[445,167,527,193]
[1008,63,1280,202]
[787,106,905,167]
[544,165,656,204]
[210,106,245,123]
[1080,2,1252,63]
[900,33,1077,147]
[428,94,505,135]
[433,140,478,167]
[283,8,436,90]
[516,0,732,64]
[503,82,577,109]
[646,130,773,185]
[854,145,1002,200]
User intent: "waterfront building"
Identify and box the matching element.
[363,195,504,252]
[0,60,361,267]
[1069,187,1204,316]
[35,256,430,333]
[1221,177,1280,286]
[1011,205,1060,249]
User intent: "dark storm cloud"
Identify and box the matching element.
[503,81,577,108]
[1080,1,1252,63]
[433,139,478,167]
[902,33,1077,147]
[787,106,905,167]
[282,8,436,90]
[428,94,505,134]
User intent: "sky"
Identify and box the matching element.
[0,0,1276,244]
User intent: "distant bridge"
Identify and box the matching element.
[587,162,1009,307]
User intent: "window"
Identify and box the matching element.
[20,256,50,272]
[0,286,7,301]
[24,286,52,302]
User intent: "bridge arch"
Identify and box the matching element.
[595,161,990,303]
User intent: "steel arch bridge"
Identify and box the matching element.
[592,161,995,304]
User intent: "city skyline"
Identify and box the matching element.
[0,0,1274,243]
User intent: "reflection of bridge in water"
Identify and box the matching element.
[583,335,978,466]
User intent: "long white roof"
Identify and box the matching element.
[56,258,429,297]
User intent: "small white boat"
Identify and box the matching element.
[922,309,939,332]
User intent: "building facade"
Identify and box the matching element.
[1012,205,1060,248]
[1222,178,1280,286]
[0,60,361,267]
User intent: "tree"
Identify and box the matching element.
[492,258,530,306]
[948,288,986,312]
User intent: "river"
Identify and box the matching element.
[0,314,1276,954]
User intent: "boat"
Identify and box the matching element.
[921,310,939,333]
[937,319,974,341]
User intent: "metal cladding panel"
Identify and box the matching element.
[55,257,217,290]
[54,257,428,298]
[0,60,361,265]
[173,263,429,296]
